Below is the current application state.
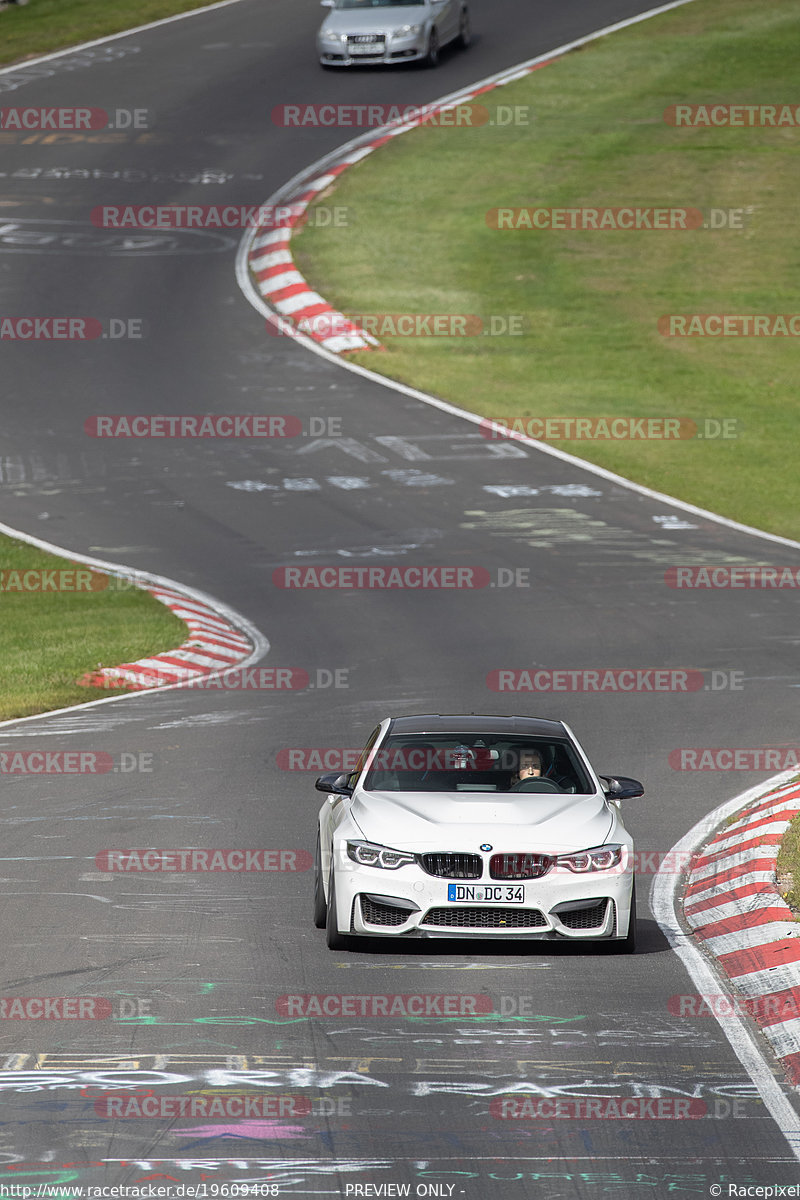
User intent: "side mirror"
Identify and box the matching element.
[599,775,644,800]
[315,772,353,796]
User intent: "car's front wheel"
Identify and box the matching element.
[618,880,637,953]
[313,833,327,928]
[423,28,440,67]
[325,866,355,951]
[457,8,471,48]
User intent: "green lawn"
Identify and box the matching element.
[777,803,800,917]
[291,0,800,539]
[0,0,226,66]
[0,535,187,720]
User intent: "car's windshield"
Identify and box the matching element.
[361,735,594,794]
[336,0,424,8]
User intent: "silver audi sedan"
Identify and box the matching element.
[317,0,471,68]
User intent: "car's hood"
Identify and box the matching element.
[322,7,429,32]
[351,789,615,854]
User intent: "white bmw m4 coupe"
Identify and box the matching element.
[314,714,643,952]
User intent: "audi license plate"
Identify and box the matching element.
[447,884,525,903]
[349,42,384,55]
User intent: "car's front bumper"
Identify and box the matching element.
[331,849,634,940]
[317,32,427,66]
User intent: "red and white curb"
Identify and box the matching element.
[0,519,267,720]
[247,66,562,355]
[248,187,380,355]
[77,584,255,691]
[236,0,800,1162]
[246,0,701,357]
[683,777,800,1083]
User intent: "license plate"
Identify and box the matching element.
[447,884,525,904]
[349,42,384,54]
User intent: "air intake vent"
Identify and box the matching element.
[421,907,547,929]
[360,896,412,927]
[557,899,609,930]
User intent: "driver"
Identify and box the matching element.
[509,748,543,789]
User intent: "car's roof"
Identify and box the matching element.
[386,714,570,738]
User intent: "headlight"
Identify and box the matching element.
[320,29,344,42]
[390,23,422,37]
[347,840,416,869]
[555,844,623,873]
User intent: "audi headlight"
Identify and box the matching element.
[347,840,416,869]
[555,844,623,873]
[390,23,422,37]
[320,29,344,42]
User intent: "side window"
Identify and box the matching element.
[347,725,381,790]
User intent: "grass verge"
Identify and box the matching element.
[292,0,800,539]
[0,0,227,67]
[777,806,800,918]
[0,534,187,721]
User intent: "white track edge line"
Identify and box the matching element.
[0,0,247,76]
[234,0,800,1138]
[651,768,800,1159]
[245,0,701,223]
[7,0,800,1143]
[236,0,800,554]
[0,518,269,731]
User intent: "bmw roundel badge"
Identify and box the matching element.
[480,844,492,852]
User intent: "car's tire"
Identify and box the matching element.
[423,28,440,67]
[313,833,327,929]
[325,866,355,951]
[618,880,637,953]
[457,8,471,48]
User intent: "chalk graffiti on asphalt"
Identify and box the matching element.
[0,220,235,255]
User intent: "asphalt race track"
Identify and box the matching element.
[1,0,800,1195]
